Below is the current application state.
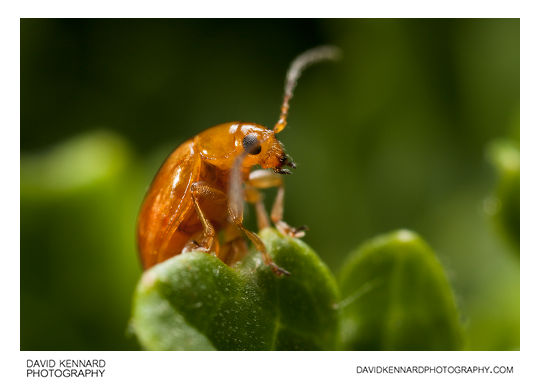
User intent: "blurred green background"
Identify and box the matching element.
[20,19,519,350]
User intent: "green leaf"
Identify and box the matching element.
[338,230,464,350]
[131,228,340,350]
[486,140,520,250]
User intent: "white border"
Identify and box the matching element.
[19,351,522,383]
[9,0,524,18]
[4,1,537,383]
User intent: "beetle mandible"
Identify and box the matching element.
[137,46,340,276]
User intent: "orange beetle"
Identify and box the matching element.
[137,46,340,276]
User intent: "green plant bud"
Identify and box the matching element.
[339,230,464,350]
[131,228,340,350]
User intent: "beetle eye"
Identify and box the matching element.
[242,134,262,155]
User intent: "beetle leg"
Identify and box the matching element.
[188,181,227,254]
[244,185,271,230]
[247,169,307,238]
[230,220,290,277]
[228,178,289,277]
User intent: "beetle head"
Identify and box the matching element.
[195,122,293,174]
[233,123,295,174]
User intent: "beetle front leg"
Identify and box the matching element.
[247,170,307,238]
[227,215,290,277]
[228,177,289,276]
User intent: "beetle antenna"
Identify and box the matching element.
[229,139,260,220]
[274,45,341,134]
[229,152,247,221]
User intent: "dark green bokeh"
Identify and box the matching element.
[21,19,519,350]
[487,139,520,251]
